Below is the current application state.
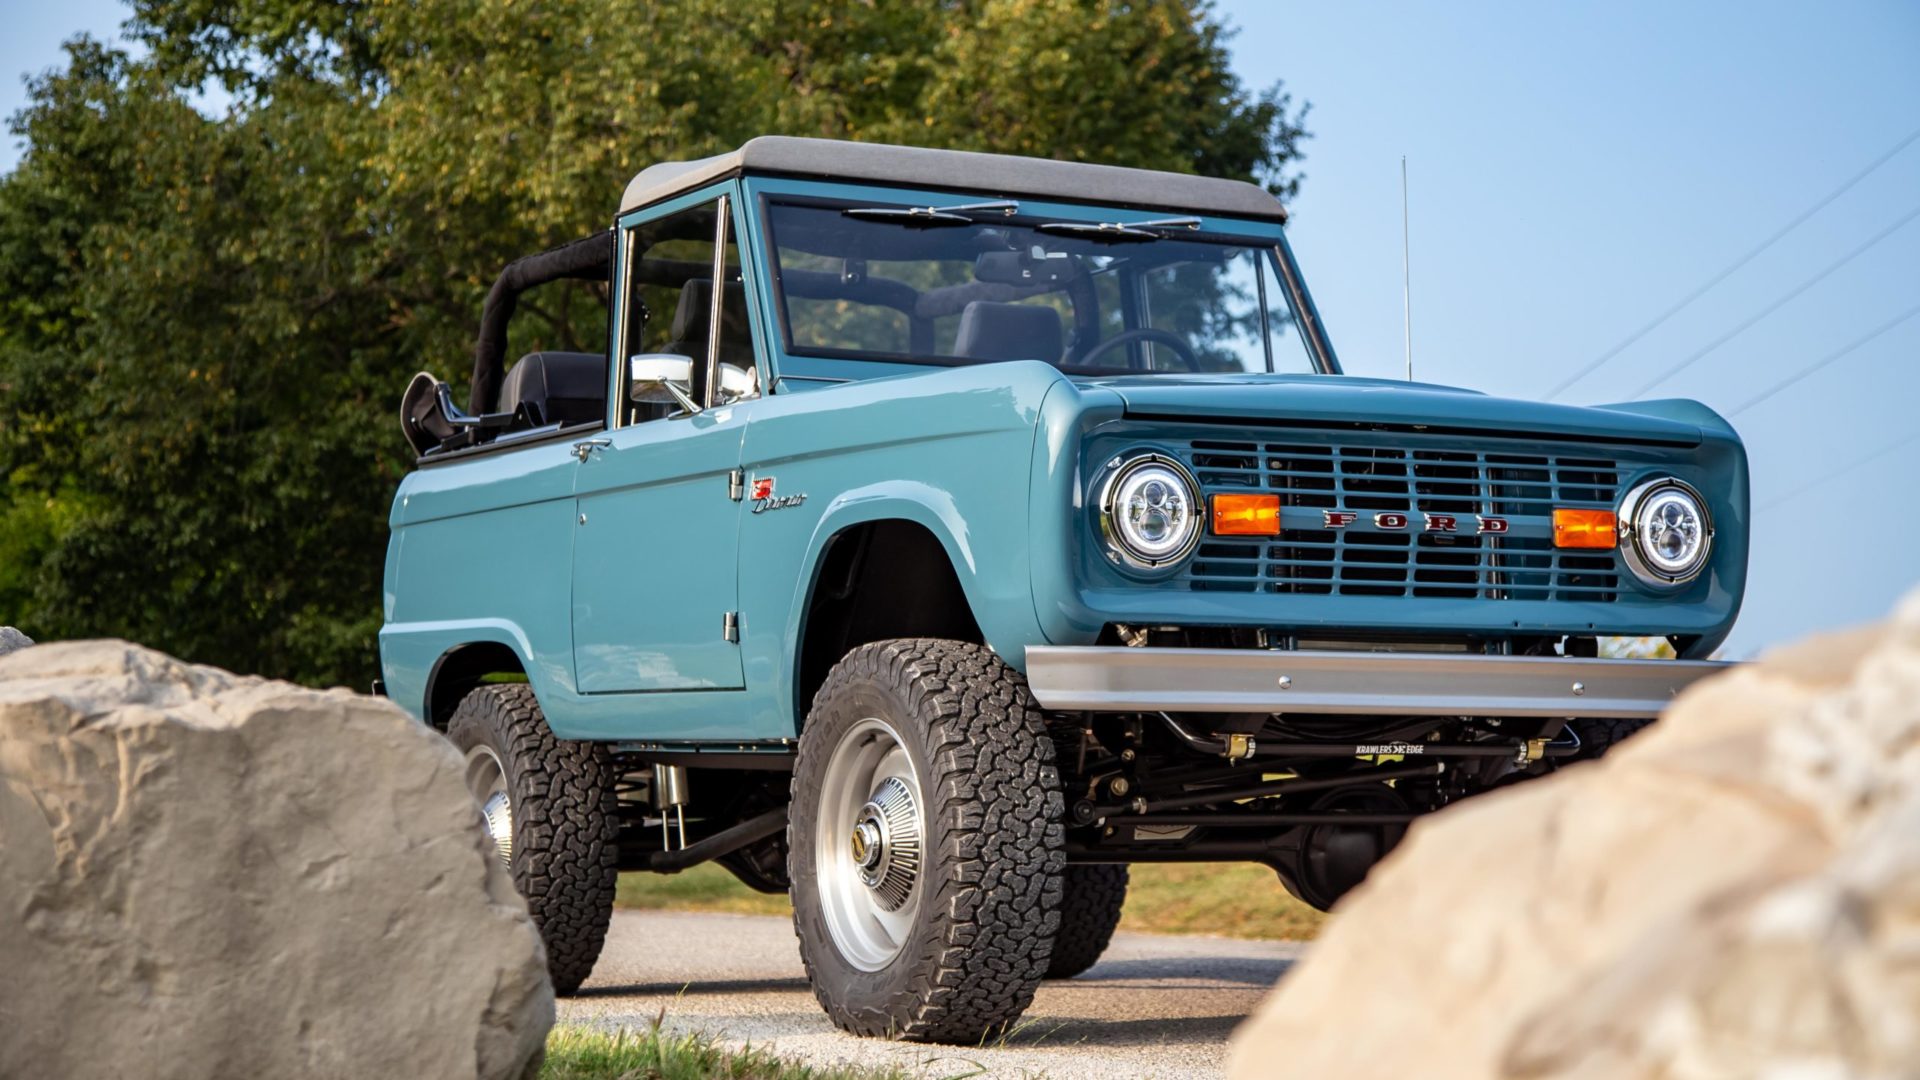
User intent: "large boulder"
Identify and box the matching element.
[0,626,31,655]
[1229,594,1920,1079]
[0,641,553,1080]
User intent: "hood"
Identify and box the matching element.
[1076,373,1704,445]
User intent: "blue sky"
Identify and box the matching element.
[4,1,1917,656]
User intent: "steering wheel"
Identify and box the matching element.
[1070,327,1201,372]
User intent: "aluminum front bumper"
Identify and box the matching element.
[1024,646,1731,719]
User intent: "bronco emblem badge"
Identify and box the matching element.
[750,476,808,514]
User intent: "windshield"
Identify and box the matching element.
[765,200,1324,376]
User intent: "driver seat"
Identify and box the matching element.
[952,301,1063,364]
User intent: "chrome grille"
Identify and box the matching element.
[1185,438,1622,601]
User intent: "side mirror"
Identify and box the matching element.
[716,363,758,405]
[629,354,700,413]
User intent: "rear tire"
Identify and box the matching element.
[1046,865,1128,979]
[1570,718,1654,761]
[789,639,1066,1042]
[447,683,619,996]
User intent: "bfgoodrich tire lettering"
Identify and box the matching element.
[447,683,619,996]
[790,639,1066,1042]
[1046,865,1128,979]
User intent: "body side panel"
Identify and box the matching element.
[380,437,581,721]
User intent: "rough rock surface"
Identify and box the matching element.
[1230,594,1920,1080]
[0,626,31,655]
[0,641,553,1080]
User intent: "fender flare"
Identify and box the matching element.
[409,620,547,728]
[781,481,1031,711]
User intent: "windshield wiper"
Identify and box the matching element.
[1035,216,1201,243]
[842,200,1019,227]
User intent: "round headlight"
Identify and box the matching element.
[1619,478,1713,585]
[1097,454,1203,570]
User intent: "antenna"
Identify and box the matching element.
[1401,156,1413,381]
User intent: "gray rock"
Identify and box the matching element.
[1229,592,1920,1080]
[0,627,31,655]
[0,641,553,1080]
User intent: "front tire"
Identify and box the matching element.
[790,640,1066,1042]
[1570,717,1653,760]
[447,683,620,996]
[1046,865,1128,979]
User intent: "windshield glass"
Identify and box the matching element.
[766,201,1321,375]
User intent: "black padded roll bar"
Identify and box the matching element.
[468,231,614,414]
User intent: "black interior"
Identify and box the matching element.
[663,279,755,372]
[497,352,609,429]
[952,301,1064,363]
[404,229,613,459]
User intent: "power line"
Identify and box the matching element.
[1758,428,1920,512]
[1729,301,1920,416]
[1545,122,1920,401]
[1630,201,1920,399]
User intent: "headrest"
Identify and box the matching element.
[952,301,1063,363]
[498,352,607,427]
[670,279,749,346]
[500,352,607,406]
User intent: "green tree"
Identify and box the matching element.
[0,0,1309,687]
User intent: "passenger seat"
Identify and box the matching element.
[497,352,608,428]
[952,301,1063,364]
[662,279,756,375]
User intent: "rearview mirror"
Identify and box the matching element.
[629,354,700,413]
[975,247,1079,287]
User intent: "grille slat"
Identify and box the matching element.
[1183,436,1622,602]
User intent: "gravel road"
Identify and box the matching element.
[559,909,1301,1079]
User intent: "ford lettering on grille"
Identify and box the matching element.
[1185,436,1623,601]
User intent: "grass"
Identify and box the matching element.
[615,864,790,917]
[542,1023,927,1080]
[1114,862,1326,940]
[616,861,1325,941]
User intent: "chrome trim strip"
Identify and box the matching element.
[611,225,637,428]
[704,193,732,409]
[1024,646,1731,719]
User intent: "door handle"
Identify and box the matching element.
[571,438,612,462]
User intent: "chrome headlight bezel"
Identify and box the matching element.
[1094,452,1205,572]
[1617,476,1714,586]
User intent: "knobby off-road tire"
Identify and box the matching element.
[1570,718,1654,761]
[447,684,620,996]
[790,639,1067,1043]
[1045,865,1129,979]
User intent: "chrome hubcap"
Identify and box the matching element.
[852,776,920,907]
[851,819,883,874]
[463,745,513,867]
[816,718,926,971]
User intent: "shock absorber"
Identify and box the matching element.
[652,764,688,851]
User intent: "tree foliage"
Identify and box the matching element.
[0,0,1309,687]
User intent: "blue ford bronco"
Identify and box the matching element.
[381,137,1746,1040]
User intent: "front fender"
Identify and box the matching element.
[782,482,1043,673]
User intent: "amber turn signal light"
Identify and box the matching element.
[1211,493,1282,536]
[1553,508,1618,549]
